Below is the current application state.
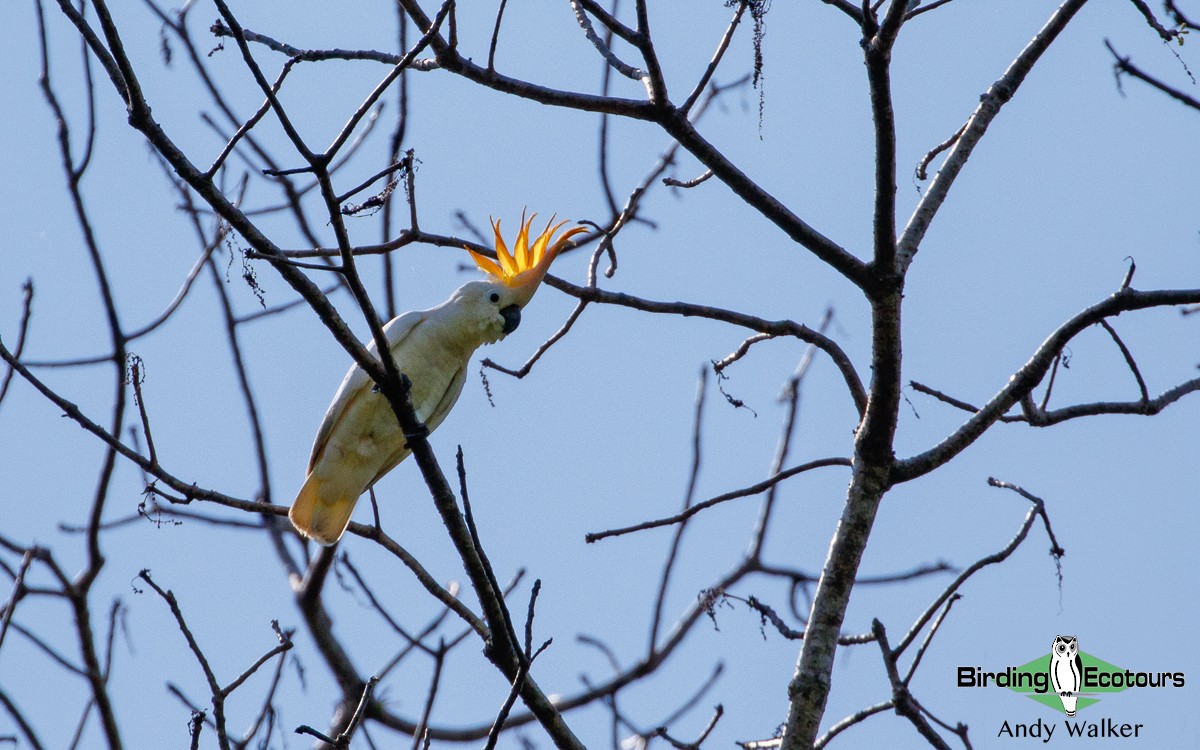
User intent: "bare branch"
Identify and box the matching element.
[656,704,723,750]
[138,570,231,749]
[898,0,1091,272]
[663,169,715,189]
[632,0,668,103]
[1106,39,1200,111]
[586,458,851,542]
[7,619,86,676]
[208,19,434,66]
[813,700,893,749]
[0,688,47,750]
[0,337,280,515]
[901,594,960,686]
[548,277,868,415]
[323,2,454,161]
[481,300,588,378]
[338,553,442,657]
[1098,319,1149,401]
[484,582,552,750]
[0,549,34,651]
[210,0,316,162]
[649,370,708,651]
[817,0,865,23]
[895,286,1200,482]
[1038,351,1063,412]
[1126,0,1178,42]
[221,622,293,699]
[1166,0,1199,30]
[905,0,959,21]
[574,0,641,44]
[890,478,1063,658]
[487,0,509,70]
[410,650,445,750]
[871,620,954,750]
[0,281,33,409]
[712,333,774,374]
[1025,377,1200,425]
[205,58,299,178]
[680,0,747,113]
[570,0,652,95]
[908,381,1020,423]
[914,122,966,182]
[296,676,378,749]
[127,358,157,466]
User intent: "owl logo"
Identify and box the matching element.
[1050,635,1083,716]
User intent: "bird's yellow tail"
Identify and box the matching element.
[289,473,358,546]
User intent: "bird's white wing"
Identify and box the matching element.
[366,360,468,487]
[306,310,427,472]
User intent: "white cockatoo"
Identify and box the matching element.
[289,214,585,545]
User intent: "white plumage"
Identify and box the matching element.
[289,281,519,545]
[289,215,584,545]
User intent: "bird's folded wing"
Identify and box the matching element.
[366,362,467,487]
[307,311,427,472]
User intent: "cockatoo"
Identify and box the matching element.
[289,215,585,545]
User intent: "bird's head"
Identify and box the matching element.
[458,213,586,343]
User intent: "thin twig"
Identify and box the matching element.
[813,700,894,749]
[128,358,157,466]
[905,0,959,21]
[1098,319,1148,402]
[656,704,723,749]
[871,621,954,750]
[896,286,1200,481]
[138,570,231,749]
[339,553,440,657]
[680,0,747,113]
[0,281,34,409]
[0,549,36,652]
[915,122,966,181]
[649,369,707,651]
[586,457,851,542]
[488,0,509,71]
[483,581,551,750]
[480,300,588,378]
[890,478,1063,658]
[220,622,294,698]
[899,0,1092,272]
[663,169,714,188]
[0,687,48,750]
[410,648,445,750]
[901,593,960,685]
[1038,352,1063,413]
[205,58,299,178]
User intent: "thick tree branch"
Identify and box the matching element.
[657,110,869,287]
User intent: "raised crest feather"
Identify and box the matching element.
[466,212,587,298]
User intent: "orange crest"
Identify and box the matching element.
[466,212,587,293]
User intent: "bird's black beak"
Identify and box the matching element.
[500,304,521,334]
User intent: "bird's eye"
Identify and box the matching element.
[489,292,500,303]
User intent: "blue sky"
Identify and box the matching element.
[2,1,1198,748]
